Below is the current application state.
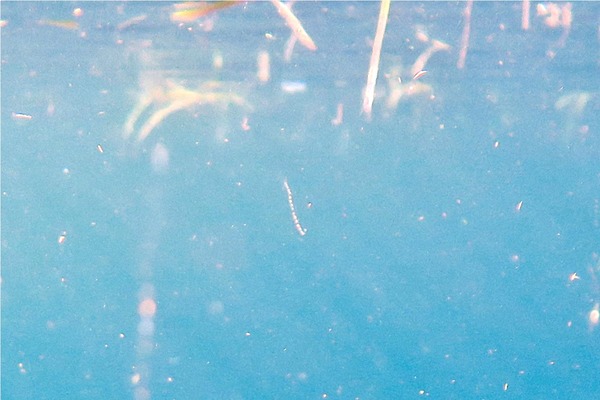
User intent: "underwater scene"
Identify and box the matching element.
[2,1,599,399]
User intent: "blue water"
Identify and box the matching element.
[2,2,599,399]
